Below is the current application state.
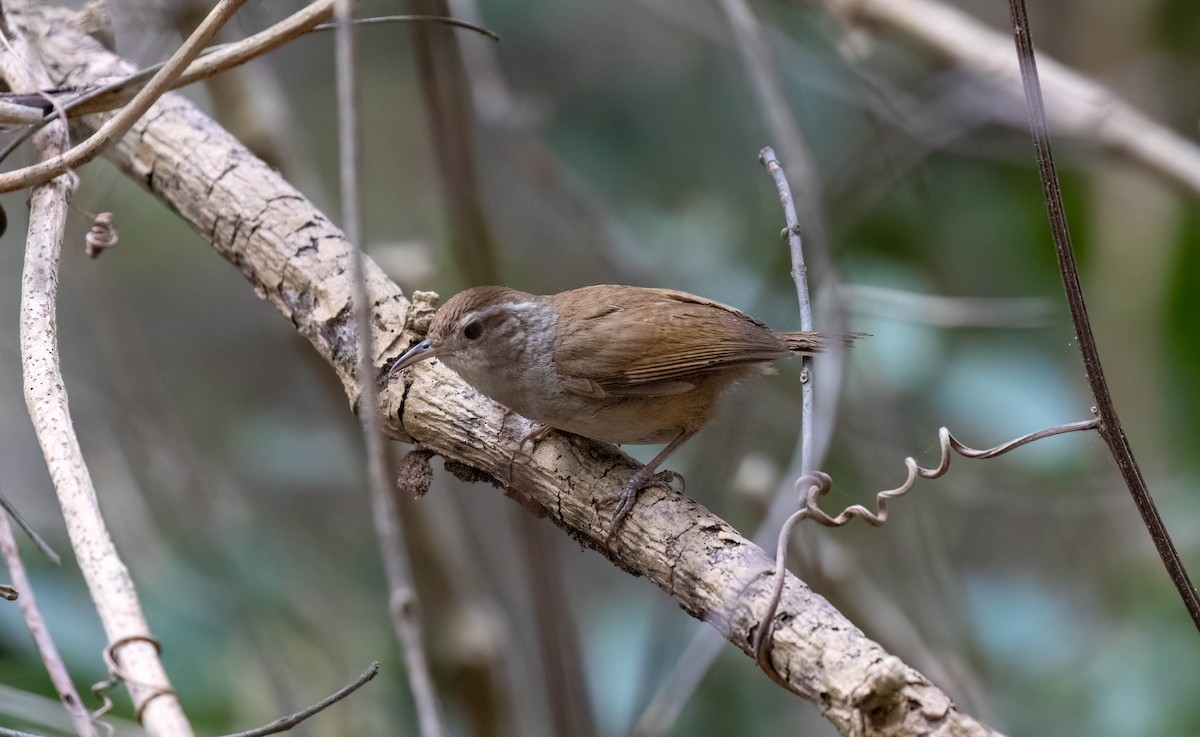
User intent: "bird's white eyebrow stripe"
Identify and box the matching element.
[472,301,539,321]
[502,301,539,311]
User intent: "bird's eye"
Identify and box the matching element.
[463,321,483,340]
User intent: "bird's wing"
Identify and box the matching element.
[551,286,790,397]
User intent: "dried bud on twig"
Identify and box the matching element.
[85,211,117,258]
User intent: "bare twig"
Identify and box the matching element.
[314,14,498,39]
[1006,0,1200,632]
[1,13,193,735]
[722,0,830,262]
[722,0,849,548]
[751,147,820,688]
[0,9,496,120]
[216,662,380,737]
[0,0,248,194]
[0,97,43,122]
[0,491,59,564]
[334,1,445,734]
[0,0,334,167]
[0,510,96,737]
[760,147,817,459]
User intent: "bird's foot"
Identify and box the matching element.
[606,468,685,535]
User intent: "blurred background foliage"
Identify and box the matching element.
[0,0,1198,735]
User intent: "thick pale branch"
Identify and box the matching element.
[13,5,999,735]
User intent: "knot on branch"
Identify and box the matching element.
[409,290,440,336]
[852,656,914,727]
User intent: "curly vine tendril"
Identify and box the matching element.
[753,417,1101,691]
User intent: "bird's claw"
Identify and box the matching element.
[519,423,554,450]
[651,470,684,493]
[605,469,685,535]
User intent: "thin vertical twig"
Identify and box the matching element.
[333,0,445,734]
[1007,0,1200,631]
[634,4,848,726]
[0,510,97,737]
[751,147,818,686]
[761,148,816,466]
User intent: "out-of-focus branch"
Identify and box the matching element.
[429,4,600,735]
[172,0,292,172]
[12,7,1002,735]
[1,9,193,737]
[334,0,445,734]
[408,0,496,285]
[0,510,96,737]
[822,0,1200,200]
[721,0,830,262]
[839,285,1057,328]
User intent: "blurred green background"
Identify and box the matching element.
[1,0,1199,734]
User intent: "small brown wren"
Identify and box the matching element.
[391,285,836,531]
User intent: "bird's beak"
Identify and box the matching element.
[388,338,439,378]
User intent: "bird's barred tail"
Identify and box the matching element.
[778,331,866,354]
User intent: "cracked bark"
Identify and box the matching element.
[8,3,1002,735]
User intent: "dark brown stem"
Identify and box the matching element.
[217,662,380,737]
[1007,0,1200,631]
